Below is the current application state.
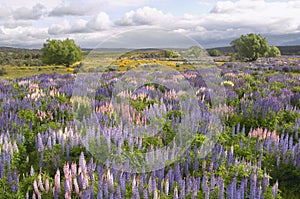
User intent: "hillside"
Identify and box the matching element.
[208,45,300,55]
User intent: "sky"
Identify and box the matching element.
[0,0,300,48]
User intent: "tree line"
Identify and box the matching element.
[0,34,282,68]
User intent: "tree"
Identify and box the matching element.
[268,45,281,57]
[164,50,180,58]
[182,46,207,58]
[230,33,276,61]
[208,49,221,57]
[42,38,82,67]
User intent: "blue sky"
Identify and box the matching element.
[0,0,300,48]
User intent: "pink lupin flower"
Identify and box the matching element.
[38,173,45,191]
[71,162,77,178]
[54,169,61,193]
[79,152,86,171]
[165,178,169,196]
[45,178,49,193]
[63,163,70,179]
[65,192,71,199]
[73,178,80,194]
[33,179,42,199]
[30,165,35,176]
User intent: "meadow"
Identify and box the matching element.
[0,50,300,199]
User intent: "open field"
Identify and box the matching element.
[0,65,73,79]
[0,52,300,198]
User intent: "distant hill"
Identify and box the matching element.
[206,45,300,56]
[2,45,300,56]
[0,46,40,53]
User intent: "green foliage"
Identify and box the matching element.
[164,50,180,58]
[231,33,278,61]
[42,38,82,67]
[182,46,207,58]
[0,48,42,66]
[268,46,281,57]
[208,49,221,57]
[265,155,300,199]
[0,67,7,76]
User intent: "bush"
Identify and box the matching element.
[0,67,7,76]
[208,49,221,56]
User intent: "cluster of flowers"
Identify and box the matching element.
[1,55,300,198]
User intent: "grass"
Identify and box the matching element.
[0,65,73,79]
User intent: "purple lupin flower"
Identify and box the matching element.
[103,182,109,198]
[30,165,35,176]
[79,152,86,170]
[116,185,122,199]
[194,145,199,172]
[174,162,181,183]
[219,147,225,166]
[66,142,70,162]
[132,185,140,199]
[174,185,179,199]
[250,171,257,199]
[262,171,269,193]
[151,171,157,194]
[232,177,237,197]
[232,126,236,137]
[210,172,215,191]
[13,169,19,193]
[120,172,126,196]
[256,182,262,199]
[7,167,12,185]
[179,179,186,199]
[0,159,4,178]
[276,155,280,168]
[272,180,279,197]
[226,181,233,199]
[143,188,148,199]
[239,138,244,150]
[218,176,224,199]
[185,150,190,175]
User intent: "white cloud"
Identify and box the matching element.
[13,3,47,20]
[4,20,32,29]
[1,0,300,48]
[0,0,62,11]
[87,12,112,30]
[47,12,112,35]
[49,4,91,17]
[0,7,11,19]
[48,20,70,35]
[0,26,48,48]
[69,19,89,33]
[116,7,173,26]
[205,0,300,34]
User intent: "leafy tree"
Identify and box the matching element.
[182,46,207,58]
[208,49,221,56]
[164,50,180,58]
[231,33,275,61]
[268,45,281,57]
[42,38,82,67]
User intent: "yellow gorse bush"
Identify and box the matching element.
[117,59,175,68]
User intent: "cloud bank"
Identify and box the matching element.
[0,0,300,48]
